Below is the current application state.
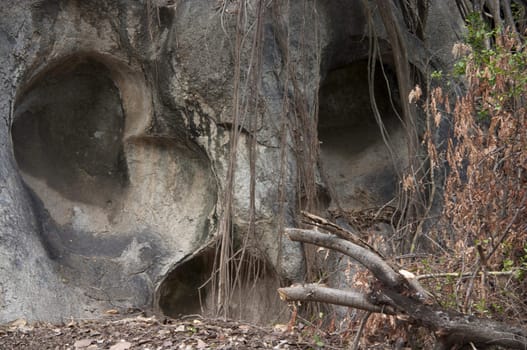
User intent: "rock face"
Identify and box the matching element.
[0,0,464,323]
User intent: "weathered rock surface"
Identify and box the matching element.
[0,0,464,324]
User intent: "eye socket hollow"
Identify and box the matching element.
[11,58,128,206]
[317,61,405,210]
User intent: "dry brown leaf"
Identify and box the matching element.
[74,338,94,349]
[408,85,422,104]
[109,340,132,350]
[238,324,250,333]
[157,329,170,336]
[10,318,27,329]
[273,324,288,333]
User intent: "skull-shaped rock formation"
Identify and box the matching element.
[0,0,463,323]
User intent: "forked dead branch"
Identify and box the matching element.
[278,213,527,350]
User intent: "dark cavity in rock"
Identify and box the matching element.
[12,58,128,206]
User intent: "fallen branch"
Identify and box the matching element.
[280,224,527,349]
[416,270,518,281]
[383,289,527,350]
[278,283,395,315]
[300,211,381,256]
[285,228,405,289]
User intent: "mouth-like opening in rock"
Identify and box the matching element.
[156,249,286,323]
[318,60,406,211]
[11,57,128,207]
[157,250,214,318]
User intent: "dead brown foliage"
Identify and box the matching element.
[419,30,527,325]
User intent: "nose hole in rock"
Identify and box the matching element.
[11,58,128,207]
[157,250,214,318]
[156,247,283,323]
[317,60,405,211]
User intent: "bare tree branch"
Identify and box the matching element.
[300,211,383,257]
[280,225,527,349]
[285,228,405,288]
[416,270,516,280]
[383,289,527,349]
[278,284,395,314]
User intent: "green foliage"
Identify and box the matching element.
[465,13,493,54]
[453,59,467,76]
[517,244,527,280]
[474,299,490,315]
[503,258,514,271]
[312,334,325,348]
[186,325,197,334]
[431,70,443,80]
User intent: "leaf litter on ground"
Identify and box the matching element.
[0,315,351,349]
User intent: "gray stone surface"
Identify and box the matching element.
[0,0,464,324]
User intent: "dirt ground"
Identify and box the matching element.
[0,314,352,350]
